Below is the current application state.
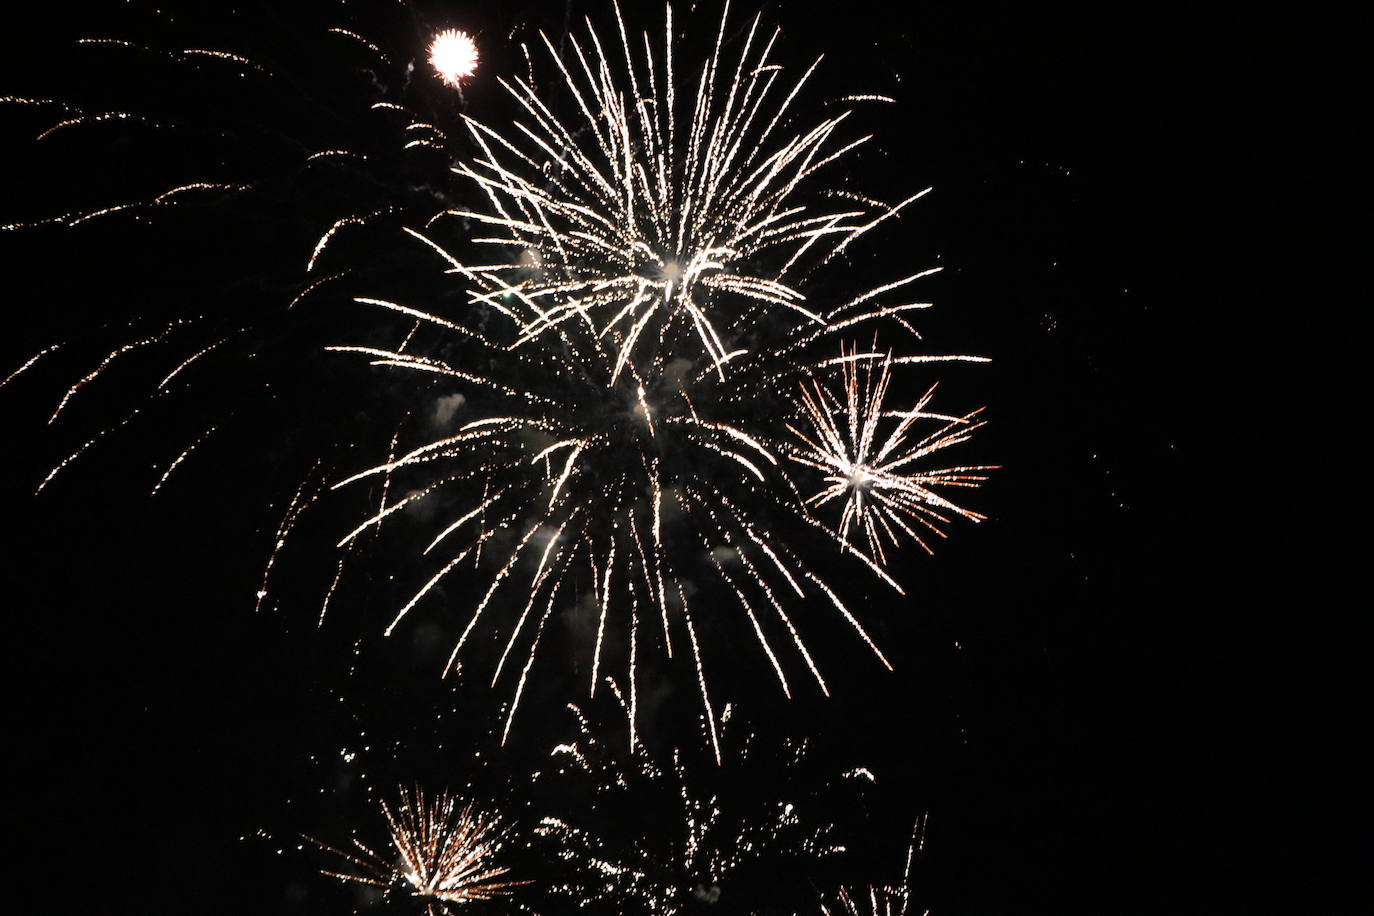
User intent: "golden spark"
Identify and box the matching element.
[313,787,523,912]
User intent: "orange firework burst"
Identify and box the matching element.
[313,787,523,912]
[428,29,478,87]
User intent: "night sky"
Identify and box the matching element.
[0,2,1356,914]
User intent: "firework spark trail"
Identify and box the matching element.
[308,209,397,272]
[257,469,325,613]
[822,887,918,916]
[327,27,388,63]
[24,320,219,495]
[537,688,850,913]
[0,344,62,390]
[818,815,929,916]
[150,424,217,495]
[312,786,523,914]
[48,321,197,423]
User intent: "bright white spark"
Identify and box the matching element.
[429,29,479,87]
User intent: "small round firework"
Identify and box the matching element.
[428,29,479,88]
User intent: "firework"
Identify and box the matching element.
[536,687,864,914]
[787,344,996,565]
[313,786,523,912]
[3,1,993,746]
[429,29,480,87]
[822,886,916,916]
[328,1,992,750]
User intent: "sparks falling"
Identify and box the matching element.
[440,0,927,377]
[537,689,855,913]
[312,787,522,913]
[788,345,996,565]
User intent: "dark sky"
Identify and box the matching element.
[0,1,1356,914]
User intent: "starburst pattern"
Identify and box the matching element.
[325,1,992,751]
[788,344,995,564]
[822,886,914,916]
[313,787,523,913]
[429,29,479,87]
[440,0,923,377]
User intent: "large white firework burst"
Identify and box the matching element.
[2,1,993,748]
[313,786,523,913]
[325,0,993,752]
[438,0,929,379]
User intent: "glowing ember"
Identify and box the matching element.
[428,29,478,87]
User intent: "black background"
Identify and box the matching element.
[0,1,1358,913]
